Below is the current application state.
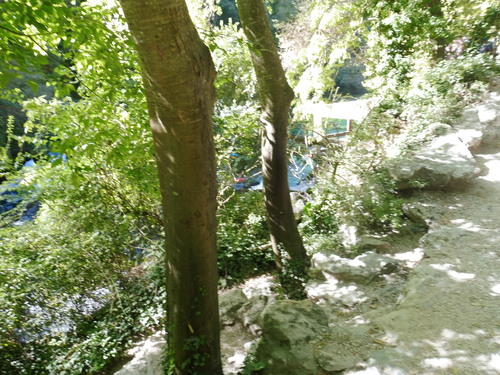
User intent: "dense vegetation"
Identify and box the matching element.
[0,0,498,373]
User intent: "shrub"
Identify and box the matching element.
[217,191,274,285]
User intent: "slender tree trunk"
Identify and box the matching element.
[236,0,309,298]
[118,1,222,374]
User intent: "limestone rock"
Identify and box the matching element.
[388,95,500,191]
[419,226,466,258]
[452,108,485,151]
[315,325,376,373]
[219,288,248,326]
[238,294,275,335]
[334,252,400,284]
[387,133,478,190]
[290,191,307,220]
[312,251,400,284]
[357,235,393,254]
[477,100,500,126]
[478,96,500,143]
[311,251,343,271]
[402,201,440,228]
[306,278,368,307]
[254,300,328,375]
[254,300,377,374]
[114,331,165,375]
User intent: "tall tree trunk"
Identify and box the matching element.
[118,1,222,374]
[236,0,309,298]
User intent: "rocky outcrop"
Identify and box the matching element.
[388,90,500,190]
[387,133,479,190]
[252,300,378,375]
[402,201,442,229]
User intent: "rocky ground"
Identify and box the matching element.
[115,84,500,375]
[356,117,500,373]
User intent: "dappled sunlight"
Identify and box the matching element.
[490,283,500,296]
[345,365,410,375]
[478,154,500,182]
[379,331,400,347]
[241,274,278,298]
[478,353,500,373]
[307,277,368,306]
[416,329,500,374]
[392,247,425,268]
[352,328,500,374]
[346,326,500,374]
[449,218,483,232]
[422,357,454,370]
[429,263,476,282]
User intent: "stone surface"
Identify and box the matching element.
[388,91,500,192]
[254,300,328,375]
[419,226,467,258]
[306,278,368,307]
[254,300,378,374]
[452,108,485,151]
[312,251,400,284]
[357,235,393,254]
[336,252,400,284]
[402,201,440,228]
[315,326,376,373]
[114,331,165,375]
[478,92,500,143]
[388,133,478,190]
[238,295,274,335]
[290,191,308,220]
[219,288,248,326]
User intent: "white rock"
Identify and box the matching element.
[114,331,165,375]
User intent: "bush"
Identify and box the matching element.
[0,158,165,374]
[217,191,274,285]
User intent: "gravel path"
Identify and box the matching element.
[350,107,500,374]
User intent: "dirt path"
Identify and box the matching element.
[350,132,500,374]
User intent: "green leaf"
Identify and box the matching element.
[0,73,10,89]
[27,80,38,94]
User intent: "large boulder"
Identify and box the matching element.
[477,93,500,143]
[253,300,378,374]
[314,325,379,373]
[388,91,500,191]
[387,133,479,190]
[452,108,485,151]
[254,300,329,375]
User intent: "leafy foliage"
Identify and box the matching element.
[217,191,274,285]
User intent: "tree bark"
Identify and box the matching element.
[118,1,222,374]
[236,0,309,297]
